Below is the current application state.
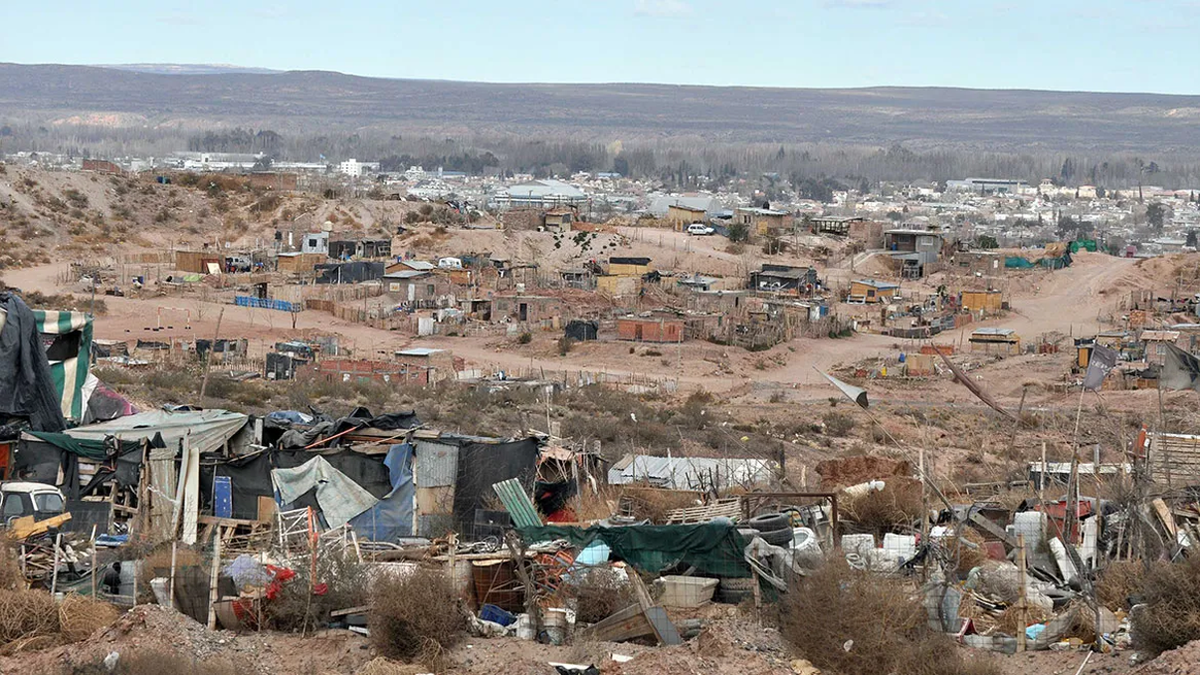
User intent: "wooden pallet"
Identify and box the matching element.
[665,497,743,524]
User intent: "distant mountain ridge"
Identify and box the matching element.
[101,63,283,75]
[1,63,1199,151]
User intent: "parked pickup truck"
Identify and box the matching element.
[0,482,70,537]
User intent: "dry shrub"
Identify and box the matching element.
[0,540,23,591]
[1096,559,1157,610]
[269,549,371,632]
[1131,554,1200,657]
[822,412,856,437]
[949,527,990,578]
[994,604,1049,636]
[780,560,1000,675]
[840,478,923,534]
[0,589,59,645]
[619,487,699,523]
[572,568,636,624]
[369,567,465,666]
[58,594,120,642]
[356,657,431,675]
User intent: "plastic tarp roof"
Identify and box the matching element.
[59,409,249,455]
[518,521,752,578]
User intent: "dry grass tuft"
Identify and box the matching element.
[0,589,59,645]
[58,594,120,642]
[1096,559,1157,610]
[356,657,431,675]
[840,478,923,534]
[369,567,465,668]
[780,560,1001,675]
[619,486,699,524]
[1131,554,1200,657]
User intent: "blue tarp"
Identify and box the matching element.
[235,296,298,312]
[350,443,415,541]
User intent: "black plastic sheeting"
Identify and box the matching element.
[452,437,540,538]
[264,407,421,449]
[564,320,598,342]
[0,292,67,433]
[197,448,395,521]
[314,262,384,285]
[534,479,577,517]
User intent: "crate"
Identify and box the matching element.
[654,575,719,608]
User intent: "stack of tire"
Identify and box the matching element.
[714,577,756,604]
[747,512,794,546]
[715,513,793,604]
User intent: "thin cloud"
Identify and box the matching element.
[634,0,693,17]
[826,0,894,8]
[253,4,289,20]
[157,11,202,26]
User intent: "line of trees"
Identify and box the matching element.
[6,117,1200,191]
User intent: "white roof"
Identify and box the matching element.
[396,347,444,357]
[0,481,62,494]
[504,179,585,200]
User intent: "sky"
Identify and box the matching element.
[4,0,1200,94]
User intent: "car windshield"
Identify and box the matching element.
[33,493,64,514]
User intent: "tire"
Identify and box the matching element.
[759,527,794,547]
[715,588,752,604]
[747,513,788,532]
[718,577,757,591]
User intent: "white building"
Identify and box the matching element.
[339,159,363,177]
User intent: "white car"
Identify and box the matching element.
[437,257,464,270]
[0,481,66,527]
[686,223,715,236]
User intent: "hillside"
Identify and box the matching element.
[3,64,1200,150]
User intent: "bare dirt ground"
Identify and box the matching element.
[0,243,1140,406]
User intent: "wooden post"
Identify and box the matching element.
[1039,442,1047,504]
[207,533,222,630]
[505,532,539,635]
[168,541,178,609]
[90,526,98,599]
[50,532,63,596]
[198,307,226,401]
[446,532,458,585]
[1016,534,1028,653]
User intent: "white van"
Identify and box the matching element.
[438,257,464,270]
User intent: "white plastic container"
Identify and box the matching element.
[654,576,720,608]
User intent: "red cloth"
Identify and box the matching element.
[545,508,577,523]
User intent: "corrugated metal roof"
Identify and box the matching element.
[415,440,459,487]
[607,454,774,491]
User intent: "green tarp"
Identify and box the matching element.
[518,521,752,578]
[33,309,93,422]
[1004,256,1035,269]
[26,430,142,460]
